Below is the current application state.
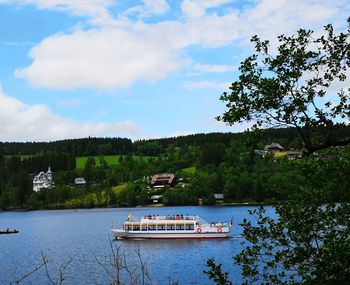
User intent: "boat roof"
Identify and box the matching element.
[125,215,207,224]
[124,221,196,226]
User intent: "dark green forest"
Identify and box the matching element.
[1,127,350,210]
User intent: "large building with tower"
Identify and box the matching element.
[33,167,53,192]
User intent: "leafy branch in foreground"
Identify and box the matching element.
[218,18,350,155]
[204,257,232,285]
[235,189,350,284]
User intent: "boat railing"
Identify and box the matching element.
[139,215,200,221]
[124,214,229,228]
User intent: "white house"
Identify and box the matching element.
[33,167,53,192]
[150,195,162,203]
[74,177,87,186]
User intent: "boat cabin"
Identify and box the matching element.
[123,215,200,232]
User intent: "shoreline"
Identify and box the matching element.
[0,202,275,212]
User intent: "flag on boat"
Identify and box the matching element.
[229,218,233,227]
[111,222,115,229]
[127,213,132,221]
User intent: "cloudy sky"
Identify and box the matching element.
[0,0,349,142]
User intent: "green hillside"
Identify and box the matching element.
[75,155,156,169]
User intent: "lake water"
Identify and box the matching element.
[0,206,275,284]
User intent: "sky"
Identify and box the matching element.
[0,0,349,142]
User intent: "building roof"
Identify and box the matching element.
[213,193,224,200]
[264,143,284,151]
[151,173,175,185]
[74,177,86,184]
[150,195,162,199]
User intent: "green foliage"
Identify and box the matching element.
[219,18,350,155]
[75,155,155,169]
[181,166,196,175]
[297,147,350,201]
[189,171,221,204]
[113,183,147,207]
[163,186,197,206]
[235,191,350,284]
[2,128,350,210]
[0,137,133,156]
[204,258,232,285]
[199,143,225,166]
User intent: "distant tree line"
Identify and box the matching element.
[5,127,350,156]
[0,137,133,156]
[1,127,350,210]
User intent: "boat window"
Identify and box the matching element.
[166,225,175,230]
[133,226,140,231]
[185,225,194,230]
[176,225,184,230]
[157,225,165,230]
[148,225,155,230]
[141,226,147,231]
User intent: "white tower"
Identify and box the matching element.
[46,167,53,184]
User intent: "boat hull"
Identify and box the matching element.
[0,230,19,235]
[111,229,230,239]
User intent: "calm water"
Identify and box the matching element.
[0,206,275,284]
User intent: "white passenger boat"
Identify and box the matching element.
[111,214,231,239]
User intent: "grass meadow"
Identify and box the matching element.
[75,155,156,169]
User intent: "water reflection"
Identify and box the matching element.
[0,206,275,284]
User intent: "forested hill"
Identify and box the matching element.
[1,125,350,156]
[0,128,307,156]
[1,125,350,210]
[0,137,134,156]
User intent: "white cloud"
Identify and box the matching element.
[15,7,241,89]
[240,0,350,45]
[12,0,350,90]
[214,119,253,133]
[181,0,233,19]
[16,28,180,89]
[183,80,229,90]
[169,130,193,137]
[0,89,139,141]
[124,0,170,18]
[0,0,114,22]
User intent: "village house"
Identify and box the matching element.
[213,193,225,204]
[150,195,163,204]
[33,167,53,192]
[255,142,285,157]
[74,177,87,187]
[264,143,285,153]
[287,151,303,159]
[150,173,176,189]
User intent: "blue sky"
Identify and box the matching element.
[0,0,349,142]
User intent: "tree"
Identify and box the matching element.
[83,157,96,186]
[199,142,225,166]
[218,18,350,155]
[204,19,350,285]
[235,189,350,284]
[204,258,232,285]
